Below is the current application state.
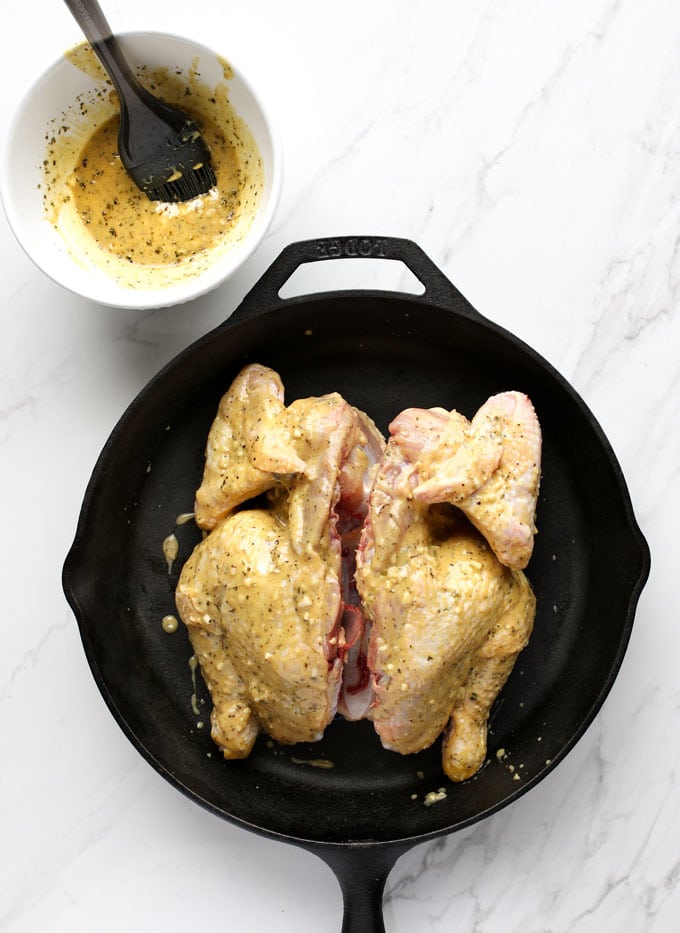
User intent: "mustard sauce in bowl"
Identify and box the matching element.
[40,41,266,293]
[69,107,242,267]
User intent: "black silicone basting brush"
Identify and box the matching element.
[63,0,217,202]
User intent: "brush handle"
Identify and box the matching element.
[62,0,215,200]
[62,0,149,102]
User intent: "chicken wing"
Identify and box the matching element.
[194,363,306,531]
[393,392,541,570]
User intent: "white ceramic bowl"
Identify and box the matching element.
[0,32,282,309]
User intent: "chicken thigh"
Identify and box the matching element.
[356,399,539,781]
[176,365,384,756]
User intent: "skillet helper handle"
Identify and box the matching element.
[232,235,480,323]
[313,844,406,933]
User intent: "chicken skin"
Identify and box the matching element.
[356,400,538,781]
[176,365,384,756]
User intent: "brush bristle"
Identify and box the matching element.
[147,163,217,203]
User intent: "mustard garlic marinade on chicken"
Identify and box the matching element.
[175,364,542,781]
[176,363,385,754]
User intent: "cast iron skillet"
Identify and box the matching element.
[63,236,650,931]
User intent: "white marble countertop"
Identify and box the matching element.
[0,1,676,930]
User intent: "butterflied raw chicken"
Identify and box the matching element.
[175,366,541,779]
[356,399,539,781]
[176,365,384,756]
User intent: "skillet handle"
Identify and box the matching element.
[312,844,407,933]
[231,235,481,324]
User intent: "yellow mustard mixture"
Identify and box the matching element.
[41,44,264,289]
[69,110,241,266]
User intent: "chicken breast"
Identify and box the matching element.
[356,411,537,781]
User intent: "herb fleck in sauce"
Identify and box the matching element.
[69,112,241,266]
